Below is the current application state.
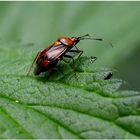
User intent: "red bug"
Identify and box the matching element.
[27,34,102,76]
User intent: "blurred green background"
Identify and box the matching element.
[0,1,140,90]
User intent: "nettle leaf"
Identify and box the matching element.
[0,41,140,139]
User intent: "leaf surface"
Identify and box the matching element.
[0,41,140,138]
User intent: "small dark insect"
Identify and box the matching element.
[104,72,113,80]
[27,34,102,76]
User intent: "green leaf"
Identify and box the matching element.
[0,40,140,139]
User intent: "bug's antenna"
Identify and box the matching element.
[76,34,113,48]
[78,34,103,41]
[78,34,90,39]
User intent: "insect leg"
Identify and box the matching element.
[27,51,40,76]
[63,54,77,77]
[69,49,83,59]
[74,46,97,63]
[63,54,75,66]
[63,48,83,72]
